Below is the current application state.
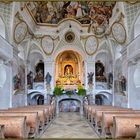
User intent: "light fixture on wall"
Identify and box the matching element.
[0,59,6,88]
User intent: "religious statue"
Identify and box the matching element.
[45,72,52,85]
[87,72,94,85]
[108,72,113,89]
[27,71,33,89]
[64,65,73,76]
[13,74,21,90]
[120,75,126,91]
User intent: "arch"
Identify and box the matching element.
[56,95,83,116]
[129,10,140,41]
[53,45,86,61]
[27,91,44,105]
[27,41,46,61]
[95,91,112,105]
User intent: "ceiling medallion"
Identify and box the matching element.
[41,36,54,55]
[14,21,28,44]
[85,35,99,55]
[111,22,126,44]
[65,32,75,43]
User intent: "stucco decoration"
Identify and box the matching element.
[65,31,75,43]
[85,35,98,55]
[41,36,54,55]
[111,22,126,44]
[14,21,28,44]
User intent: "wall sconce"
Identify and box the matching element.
[0,59,6,88]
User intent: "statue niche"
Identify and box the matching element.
[95,60,106,82]
[64,65,73,76]
[34,61,44,82]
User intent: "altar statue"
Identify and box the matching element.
[64,65,73,76]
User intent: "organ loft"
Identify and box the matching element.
[0,1,140,139]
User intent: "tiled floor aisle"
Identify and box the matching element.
[41,112,99,138]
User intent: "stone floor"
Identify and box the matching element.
[41,112,99,138]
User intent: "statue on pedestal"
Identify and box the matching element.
[45,72,52,93]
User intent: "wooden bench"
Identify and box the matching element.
[0,125,4,138]
[90,106,123,123]
[87,105,117,122]
[0,111,39,137]
[135,124,140,138]
[111,116,140,138]
[94,108,133,129]
[0,116,29,138]
[102,111,140,137]
[7,108,45,129]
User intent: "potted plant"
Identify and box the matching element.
[53,85,64,96]
[77,84,86,96]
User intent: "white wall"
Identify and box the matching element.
[0,64,12,108]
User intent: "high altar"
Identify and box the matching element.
[55,51,83,90]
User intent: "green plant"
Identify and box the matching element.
[65,90,73,97]
[53,86,64,96]
[77,88,86,96]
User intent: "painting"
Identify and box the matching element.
[34,60,44,82]
[26,1,115,26]
[59,100,80,112]
[95,60,106,82]
[13,65,25,92]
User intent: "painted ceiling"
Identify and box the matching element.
[26,1,116,26]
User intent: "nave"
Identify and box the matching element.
[41,112,99,138]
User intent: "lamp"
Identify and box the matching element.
[0,59,6,88]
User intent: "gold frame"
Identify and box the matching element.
[13,21,28,44]
[111,22,127,44]
[84,35,99,56]
[41,35,54,55]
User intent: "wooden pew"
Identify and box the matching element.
[0,116,29,138]
[102,111,140,137]
[27,105,54,122]
[87,105,115,122]
[7,108,45,129]
[135,124,140,138]
[91,107,130,126]
[94,108,133,130]
[0,111,39,137]
[0,125,5,138]
[111,116,140,138]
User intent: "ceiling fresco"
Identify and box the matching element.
[26,1,116,26]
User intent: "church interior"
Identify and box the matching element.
[0,1,140,139]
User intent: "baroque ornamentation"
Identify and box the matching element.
[85,35,98,55]
[111,22,126,44]
[14,21,28,44]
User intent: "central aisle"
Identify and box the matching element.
[41,112,99,138]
